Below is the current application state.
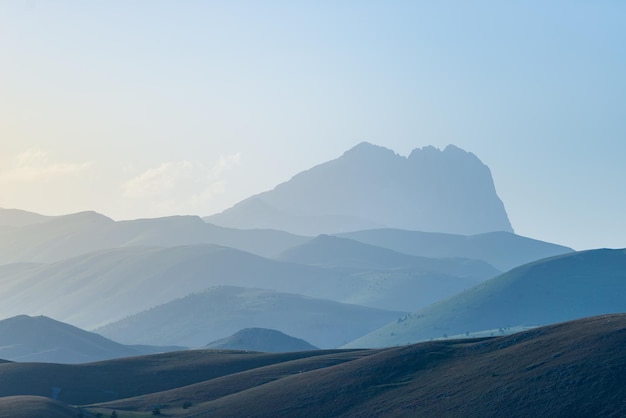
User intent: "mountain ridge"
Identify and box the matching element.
[206,143,513,236]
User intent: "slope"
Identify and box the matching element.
[0,349,368,405]
[90,314,626,418]
[0,396,82,418]
[0,315,144,364]
[345,248,626,348]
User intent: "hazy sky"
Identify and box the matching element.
[1,1,625,250]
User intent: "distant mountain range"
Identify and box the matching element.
[0,211,307,264]
[337,228,573,271]
[206,328,318,352]
[344,248,626,348]
[3,315,626,417]
[206,142,513,236]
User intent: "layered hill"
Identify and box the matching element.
[345,248,626,348]
[3,315,624,417]
[0,245,358,329]
[0,349,368,405]
[95,286,404,348]
[206,143,513,236]
[275,234,500,276]
[0,242,496,332]
[205,328,318,352]
[337,228,573,271]
[0,211,307,264]
[0,315,176,363]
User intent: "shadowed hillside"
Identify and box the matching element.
[0,396,82,418]
[345,248,626,348]
[3,315,626,417]
[0,315,143,363]
[0,349,368,405]
[86,314,626,417]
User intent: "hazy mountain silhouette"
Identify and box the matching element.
[206,143,513,235]
[276,234,500,276]
[344,248,626,348]
[0,315,165,363]
[0,208,51,227]
[337,229,573,271]
[0,211,307,264]
[6,315,626,417]
[0,242,503,330]
[0,245,362,329]
[96,286,405,349]
[205,328,318,352]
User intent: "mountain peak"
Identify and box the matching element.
[208,143,513,235]
[341,142,398,159]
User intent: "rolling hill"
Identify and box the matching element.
[206,142,513,235]
[92,315,626,417]
[0,349,368,405]
[205,328,318,352]
[95,286,405,348]
[0,315,179,364]
[0,396,82,418]
[0,315,140,363]
[4,314,624,417]
[344,248,626,348]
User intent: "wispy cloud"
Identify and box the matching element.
[0,149,93,183]
[121,153,241,213]
[122,160,195,199]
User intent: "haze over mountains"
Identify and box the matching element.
[96,286,404,349]
[1,142,622,417]
[207,143,514,236]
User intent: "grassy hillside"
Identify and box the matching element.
[4,314,626,417]
[345,248,626,348]
[88,314,626,417]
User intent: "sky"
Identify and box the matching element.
[1,1,625,251]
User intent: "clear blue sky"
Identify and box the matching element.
[1,1,625,250]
